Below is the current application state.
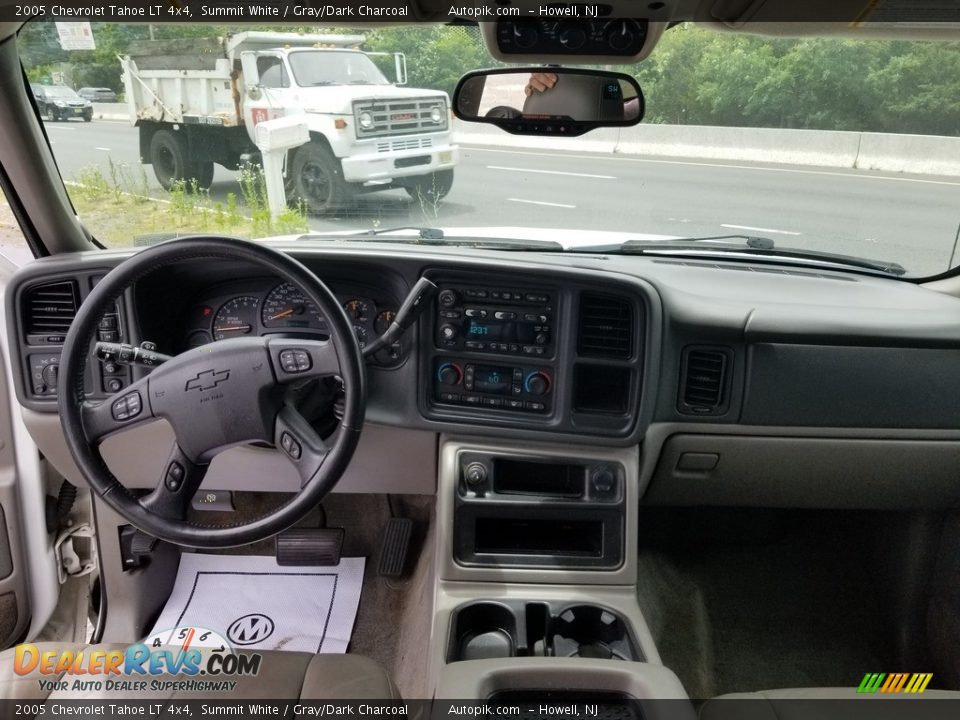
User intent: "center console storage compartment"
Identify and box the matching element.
[455,451,626,570]
[447,601,641,663]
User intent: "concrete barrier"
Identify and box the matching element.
[614,124,863,169]
[92,102,130,121]
[856,132,960,176]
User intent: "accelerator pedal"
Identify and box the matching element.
[378,517,413,578]
[275,527,344,566]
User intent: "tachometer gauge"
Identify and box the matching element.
[343,299,369,322]
[262,282,326,330]
[212,296,259,341]
[374,309,396,335]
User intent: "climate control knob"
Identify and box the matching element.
[524,371,550,396]
[437,362,463,386]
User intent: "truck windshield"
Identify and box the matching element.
[288,51,390,87]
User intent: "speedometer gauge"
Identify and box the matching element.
[262,282,326,330]
[212,296,259,341]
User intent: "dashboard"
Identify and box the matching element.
[8,242,960,511]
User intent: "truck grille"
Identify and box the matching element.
[354,98,448,139]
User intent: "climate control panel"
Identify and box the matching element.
[433,359,553,413]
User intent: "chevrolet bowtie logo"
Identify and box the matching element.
[185,369,231,392]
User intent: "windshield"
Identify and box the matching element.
[288,50,390,87]
[16,21,960,279]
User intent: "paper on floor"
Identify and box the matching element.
[147,554,365,653]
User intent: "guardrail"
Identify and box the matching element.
[87,104,960,177]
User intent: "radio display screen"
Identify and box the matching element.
[472,364,513,395]
[465,319,536,343]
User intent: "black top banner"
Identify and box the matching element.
[5,0,960,24]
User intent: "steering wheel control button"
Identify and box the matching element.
[279,349,312,374]
[165,462,185,491]
[110,392,142,422]
[280,431,302,460]
[105,377,124,394]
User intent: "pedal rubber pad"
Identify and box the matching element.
[378,517,413,577]
[275,527,344,566]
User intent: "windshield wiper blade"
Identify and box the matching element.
[298,229,564,252]
[359,226,446,239]
[612,239,907,276]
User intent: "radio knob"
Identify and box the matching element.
[535,332,548,345]
[440,324,458,341]
[524,371,550,396]
[438,289,458,308]
[437,362,463,386]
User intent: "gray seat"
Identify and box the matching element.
[700,687,960,720]
[0,642,398,702]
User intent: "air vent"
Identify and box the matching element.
[577,294,633,359]
[679,347,732,415]
[24,280,79,340]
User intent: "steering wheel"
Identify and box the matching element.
[58,236,365,549]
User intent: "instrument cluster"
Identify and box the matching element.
[182,280,402,364]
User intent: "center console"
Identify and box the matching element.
[421,271,648,439]
[429,280,558,415]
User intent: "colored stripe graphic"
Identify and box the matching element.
[858,672,932,694]
[858,673,886,693]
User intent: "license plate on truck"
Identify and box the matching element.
[439,151,453,162]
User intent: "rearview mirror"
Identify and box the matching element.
[453,68,644,137]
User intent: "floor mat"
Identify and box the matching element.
[636,511,895,699]
[148,554,365,653]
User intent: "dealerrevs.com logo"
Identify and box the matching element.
[13,627,261,694]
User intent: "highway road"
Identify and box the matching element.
[43,119,960,277]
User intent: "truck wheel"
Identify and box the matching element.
[150,130,209,192]
[191,161,215,191]
[290,142,353,215]
[404,169,454,202]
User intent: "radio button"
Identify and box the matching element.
[525,401,546,412]
[494,311,516,320]
[440,324,458,341]
[463,395,482,405]
[484,397,504,407]
[507,399,524,410]
[526,293,549,303]
[438,289,458,307]
[464,308,488,318]
[439,392,460,402]
[440,310,461,319]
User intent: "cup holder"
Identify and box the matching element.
[447,601,640,663]
[551,605,638,661]
[449,602,519,662]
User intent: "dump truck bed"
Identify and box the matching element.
[121,31,364,126]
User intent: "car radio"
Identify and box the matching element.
[433,359,553,413]
[434,284,555,358]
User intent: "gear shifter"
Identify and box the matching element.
[362,276,438,358]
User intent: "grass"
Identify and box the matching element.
[68,161,309,247]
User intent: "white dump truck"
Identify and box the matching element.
[121,31,458,214]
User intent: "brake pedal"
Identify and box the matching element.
[378,517,413,578]
[275,527,343,566]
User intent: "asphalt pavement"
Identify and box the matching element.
[43,118,960,277]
